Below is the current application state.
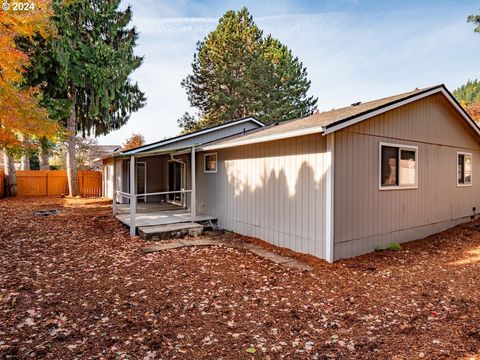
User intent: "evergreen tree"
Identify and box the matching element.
[25,0,145,196]
[453,80,480,105]
[468,12,480,32]
[177,112,200,133]
[180,7,317,131]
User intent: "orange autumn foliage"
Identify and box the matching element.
[122,133,146,150]
[461,100,480,123]
[0,0,58,149]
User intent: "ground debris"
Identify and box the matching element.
[1,197,480,359]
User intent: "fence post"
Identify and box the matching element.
[46,171,49,196]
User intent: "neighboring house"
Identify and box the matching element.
[103,85,480,262]
[91,145,120,170]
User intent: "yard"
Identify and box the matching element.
[1,198,480,359]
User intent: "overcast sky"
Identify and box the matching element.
[97,0,480,145]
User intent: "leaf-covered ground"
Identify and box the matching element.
[1,197,480,359]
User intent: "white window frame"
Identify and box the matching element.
[204,152,218,173]
[379,142,418,190]
[457,151,473,187]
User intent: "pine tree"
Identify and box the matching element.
[453,80,480,122]
[468,12,480,32]
[180,7,317,131]
[453,80,480,105]
[25,0,146,196]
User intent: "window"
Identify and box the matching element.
[457,152,472,186]
[204,153,217,173]
[379,142,418,189]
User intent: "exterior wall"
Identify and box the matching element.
[100,158,125,202]
[102,158,114,198]
[116,154,192,206]
[333,93,480,260]
[196,133,329,259]
[156,121,260,152]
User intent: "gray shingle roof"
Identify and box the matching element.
[200,85,451,149]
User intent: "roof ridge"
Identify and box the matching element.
[317,84,444,116]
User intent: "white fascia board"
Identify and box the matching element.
[323,87,480,137]
[199,125,325,151]
[122,117,264,156]
[248,117,266,127]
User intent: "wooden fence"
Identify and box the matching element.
[12,170,102,197]
[0,170,3,197]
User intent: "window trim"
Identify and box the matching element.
[457,151,473,187]
[204,152,218,173]
[379,142,418,190]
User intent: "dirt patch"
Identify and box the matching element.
[1,197,480,359]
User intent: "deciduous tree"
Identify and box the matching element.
[453,80,480,105]
[453,81,480,122]
[122,133,145,150]
[0,0,58,196]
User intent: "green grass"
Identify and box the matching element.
[387,242,402,251]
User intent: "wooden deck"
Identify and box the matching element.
[116,202,181,215]
[115,202,216,228]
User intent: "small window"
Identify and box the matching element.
[379,143,417,189]
[457,152,472,186]
[204,153,217,173]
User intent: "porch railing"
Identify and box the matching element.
[113,189,194,236]
[115,189,192,200]
[113,189,193,213]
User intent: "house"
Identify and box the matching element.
[103,84,480,262]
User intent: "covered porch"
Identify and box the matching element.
[111,146,215,237]
[115,202,216,228]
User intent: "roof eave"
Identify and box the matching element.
[199,125,325,151]
[120,116,265,156]
[322,85,480,137]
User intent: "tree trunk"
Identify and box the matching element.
[20,137,30,170]
[66,81,79,196]
[39,139,50,170]
[3,150,17,197]
[21,154,30,170]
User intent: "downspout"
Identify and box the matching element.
[170,153,186,207]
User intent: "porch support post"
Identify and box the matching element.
[191,146,196,217]
[112,158,117,215]
[129,155,136,236]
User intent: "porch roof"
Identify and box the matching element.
[114,145,193,159]
[112,116,264,158]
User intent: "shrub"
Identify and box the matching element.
[388,242,402,251]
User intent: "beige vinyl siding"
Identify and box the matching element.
[334,93,480,260]
[102,158,114,198]
[102,158,122,199]
[196,133,329,259]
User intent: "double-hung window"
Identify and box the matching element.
[379,142,418,189]
[457,152,472,186]
[204,153,218,173]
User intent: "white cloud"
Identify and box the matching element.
[98,3,480,145]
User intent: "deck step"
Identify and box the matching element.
[138,222,204,241]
